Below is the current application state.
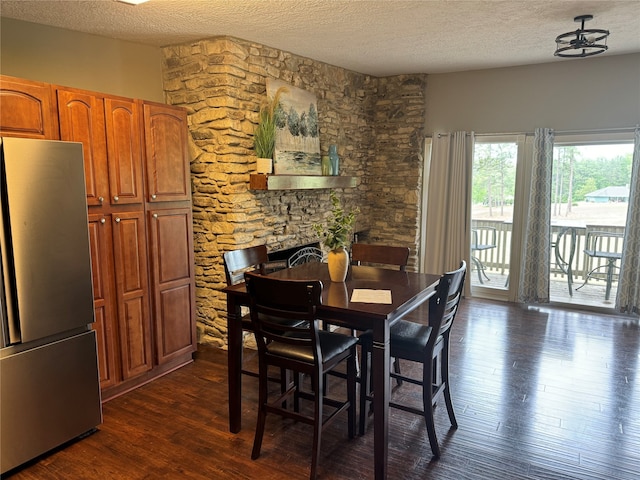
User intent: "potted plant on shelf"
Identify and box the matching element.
[254,86,287,174]
[313,191,359,282]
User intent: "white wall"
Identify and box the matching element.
[0,18,164,102]
[425,53,640,134]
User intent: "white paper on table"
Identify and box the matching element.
[350,289,392,304]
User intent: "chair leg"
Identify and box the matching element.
[351,329,362,377]
[347,347,357,439]
[358,346,371,436]
[311,372,323,480]
[294,372,301,412]
[251,361,269,460]
[281,367,289,408]
[393,357,403,387]
[441,346,458,428]
[422,355,441,458]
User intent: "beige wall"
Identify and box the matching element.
[425,53,640,134]
[0,18,164,102]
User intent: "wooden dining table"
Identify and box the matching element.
[222,261,441,480]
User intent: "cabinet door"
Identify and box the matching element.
[111,211,153,380]
[58,89,110,207]
[147,207,196,364]
[105,97,144,206]
[88,213,120,389]
[143,103,191,203]
[0,75,59,139]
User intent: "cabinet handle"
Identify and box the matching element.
[100,218,106,224]
[98,196,104,203]
[153,213,158,219]
[113,196,119,202]
[151,194,157,200]
[115,217,121,223]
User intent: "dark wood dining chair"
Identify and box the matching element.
[351,243,410,270]
[245,271,358,480]
[349,243,410,378]
[223,244,268,287]
[358,261,467,459]
[223,245,302,383]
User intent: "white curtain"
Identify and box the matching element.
[615,127,640,314]
[519,128,554,303]
[423,132,473,296]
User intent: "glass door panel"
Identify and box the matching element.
[470,140,518,296]
[550,142,632,308]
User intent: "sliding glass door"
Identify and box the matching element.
[470,135,524,300]
[550,139,633,308]
[469,132,634,310]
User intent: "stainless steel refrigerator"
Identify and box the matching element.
[0,137,102,474]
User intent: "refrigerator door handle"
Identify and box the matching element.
[0,166,21,346]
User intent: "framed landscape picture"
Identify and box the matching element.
[267,79,321,175]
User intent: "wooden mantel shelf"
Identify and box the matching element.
[249,174,357,190]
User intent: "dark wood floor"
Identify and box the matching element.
[6,299,640,479]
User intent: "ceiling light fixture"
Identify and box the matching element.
[116,0,150,5]
[554,14,609,58]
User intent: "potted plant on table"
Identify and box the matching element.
[253,86,287,174]
[313,191,359,282]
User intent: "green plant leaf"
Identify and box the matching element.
[312,191,359,250]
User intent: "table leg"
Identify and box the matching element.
[371,322,390,480]
[227,296,243,433]
[605,259,615,301]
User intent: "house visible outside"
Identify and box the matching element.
[585,186,630,203]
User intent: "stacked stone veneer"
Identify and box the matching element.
[161,36,427,347]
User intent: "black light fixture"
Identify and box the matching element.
[554,14,610,58]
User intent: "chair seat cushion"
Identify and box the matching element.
[389,320,432,352]
[242,313,305,331]
[359,320,433,353]
[267,330,358,363]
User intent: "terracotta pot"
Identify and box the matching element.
[327,247,349,282]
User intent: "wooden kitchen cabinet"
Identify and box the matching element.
[147,207,196,364]
[143,102,191,203]
[105,97,145,206]
[89,211,155,389]
[143,101,196,367]
[0,75,59,140]
[111,210,153,380]
[57,88,110,207]
[57,88,145,209]
[2,75,195,400]
[87,213,120,390]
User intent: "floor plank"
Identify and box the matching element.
[6,298,640,479]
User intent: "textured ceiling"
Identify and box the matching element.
[1,0,639,76]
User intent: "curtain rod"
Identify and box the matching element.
[434,132,528,138]
[433,125,638,138]
[553,125,638,135]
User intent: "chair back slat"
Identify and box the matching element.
[245,271,323,361]
[429,261,467,338]
[223,245,268,285]
[351,243,410,271]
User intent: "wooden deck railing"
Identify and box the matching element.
[471,220,625,282]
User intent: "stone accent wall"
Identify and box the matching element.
[368,75,427,267]
[161,36,426,347]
